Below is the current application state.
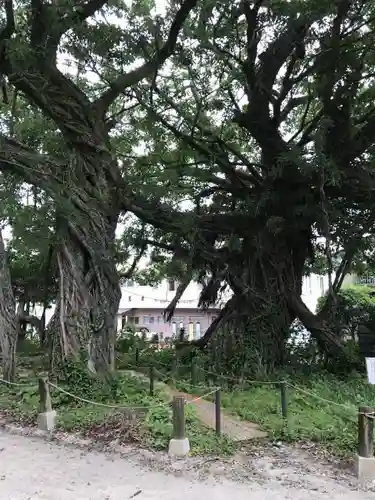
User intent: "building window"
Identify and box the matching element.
[129,316,139,325]
[168,279,175,292]
[121,315,126,329]
[144,316,155,325]
[128,295,132,301]
[195,321,201,339]
[141,296,144,301]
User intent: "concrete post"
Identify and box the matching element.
[356,406,375,481]
[168,396,190,456]
[37,377,56,432]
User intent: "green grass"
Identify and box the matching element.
[0,370,234,456]
[115,352,375,458]
[220,372,375,457]
[160,366,375,458]
[2,363,371,459]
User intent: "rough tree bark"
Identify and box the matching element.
[0,229,18,381]
[187,227,312,373]
[47,205,121,375]
[0,0,197,375]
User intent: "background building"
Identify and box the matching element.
[117,279,222,340]
[117,274,333,339]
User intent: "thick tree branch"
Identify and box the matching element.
[135,95,260,188]
[353,113,375,155]
[190,297,236,348]
[119,241,147,280]
[0,134,65,189]
[152,86,264,183]
[288,291,351,363]
[0,0,15,42]
[74,0,108,21]
[164,277,191,322]
[94,0,198,116]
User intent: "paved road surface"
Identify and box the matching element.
[0,431,373,499]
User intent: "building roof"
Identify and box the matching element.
[117,305,220,315]
[119,279,229,311]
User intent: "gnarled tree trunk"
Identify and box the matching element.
[0,230,18,381]
[195,228,308,374]
[47,159,121,376]
[0,0,197,378]
[194,226,350,374]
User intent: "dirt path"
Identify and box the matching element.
[0,430,374,499]
[122,370,266,441]
[172,389,267,441]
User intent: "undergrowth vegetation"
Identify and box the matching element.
[114,330,374,458]
[220,373,374,457]
[0,357,234,456]
[2,316,374,460]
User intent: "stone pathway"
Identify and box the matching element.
[172,389,267,441]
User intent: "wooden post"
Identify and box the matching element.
[172,396,185,440]
[135,347,140,366]
[38,377,52,413]
[149,366,155,397]
[191,356,197,386]
[280,382,288,421]
[358,406,374,458]
[215,389,221,436]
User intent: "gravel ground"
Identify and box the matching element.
[0,427,375,500]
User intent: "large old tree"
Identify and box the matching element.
[0,0,198,376]
[2,0,375,377]
[121,0,375,370]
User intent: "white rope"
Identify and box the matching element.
[0,377,33,387]
[359,411,375,420]
[200,368,280,385]
[287,383,357,413]
[153,360,281,386]
[47,382,171,410]
[153,367,173,382]
[185,388,219,404]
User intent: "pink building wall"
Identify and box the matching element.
[117,307,219,339]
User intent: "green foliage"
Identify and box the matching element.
[0,361,234,456]
[116,328,148,354]
[144,402,235,455]
[318,285,375,337]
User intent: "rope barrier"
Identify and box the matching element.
[360,411,375,420]
[123,355,370,418]
[153,367,173,383]
[200,367,281,385]
[151,358,281,386]
[174,377,218,390]
[47,381,171,411]
[0,377,35,388]
[287,383,357,413]
[185,388,220,405]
